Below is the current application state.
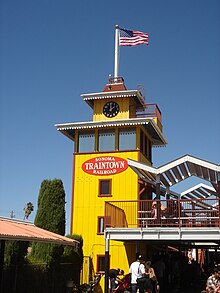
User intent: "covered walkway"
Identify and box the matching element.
[128,154,219,200]
[104,154,220,293]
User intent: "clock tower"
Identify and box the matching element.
[55,76,167,286]
[83,77,146,122]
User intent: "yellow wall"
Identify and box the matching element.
[93,98,136,121]
[70,92,158,288]
[72,151,139,278]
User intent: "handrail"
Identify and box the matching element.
[108,76,124,84]
[105,198,220,229]
[136,104,162,125]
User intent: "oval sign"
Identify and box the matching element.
[82,156,128,176]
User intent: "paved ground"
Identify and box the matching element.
[175,289,203,293]
[162,284,205,293]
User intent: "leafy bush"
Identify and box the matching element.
[4,240,29,266]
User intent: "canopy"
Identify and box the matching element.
[0,217,79,293]
[0,217,79,247]
[128,154,220,198]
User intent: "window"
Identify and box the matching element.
[148,139,152,161]
[140,129,152,161]
[140,130,144,152]
[99,179,112,196]
[78,131,95,153]
[144,135,148,156]
[98,129,115,151]
[97,217,105,234]
[119,128,136,150]
[97,255,105,273]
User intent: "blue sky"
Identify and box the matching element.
[0,0,219,234]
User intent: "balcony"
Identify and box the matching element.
[136,104,162,131]
[105,198,220,229]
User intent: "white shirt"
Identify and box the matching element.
[129,261,145,284]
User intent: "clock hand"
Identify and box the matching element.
[109,102,114,112]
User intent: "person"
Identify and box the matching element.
[187,248,196,264]
[151,201,157,220]
[144,261,158,293]
[113,270,125,293]
[115,269,125,284]
[206,267,220,293]
[217,279,220,293]
[129,255,146,293]
[109,268,120,292]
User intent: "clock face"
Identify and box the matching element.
[103,101,120,118]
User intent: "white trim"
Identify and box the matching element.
[55,117,152,129]
[181,183,217,197]
[128,158,157,174]
[128,155,220,176]
[158,155,220,173]
[81,90,145,106]
[55,118,167,146]
[105,227,220,242]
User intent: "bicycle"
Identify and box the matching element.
[71,274,102,293]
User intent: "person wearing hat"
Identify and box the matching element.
[129,255,146,293]
[151,201,157,220]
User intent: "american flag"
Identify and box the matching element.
[119,28,149,46]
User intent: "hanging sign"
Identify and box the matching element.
[82,156,128,175]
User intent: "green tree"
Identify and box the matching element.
[4,240,29,266]
[31,179,66,266]
[62,234,83,265]
[62,234,83,285]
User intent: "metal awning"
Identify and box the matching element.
[0,217,79,293]
[104,155,220,249]
[180,183,218,200]
[0,217,79,247]
[128,154,220,195]
[105,227,220,246]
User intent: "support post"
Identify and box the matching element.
[104,236,110,293]
[218,172,220,198]
[156,174,160,200]
[0,240,5,293]
[156,175,161,224]
[166,186,170,200]
[114,25,119,78]
[135,241,140,260]
[218,172,220,227]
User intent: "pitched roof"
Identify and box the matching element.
[128,154,220,191]
[0,217,79,247]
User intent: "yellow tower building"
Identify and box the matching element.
[55,76,167,289]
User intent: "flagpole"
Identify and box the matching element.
[114,25,119,78]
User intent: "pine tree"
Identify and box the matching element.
[31,179,66,265]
